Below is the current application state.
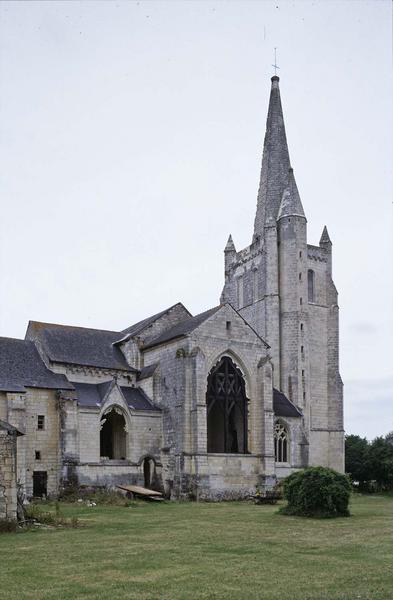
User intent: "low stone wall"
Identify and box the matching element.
[75,463,142,488]
[74,462,163,492]
[275,465,297,480]
[173,454,276,501]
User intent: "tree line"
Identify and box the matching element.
[345,431,393,491]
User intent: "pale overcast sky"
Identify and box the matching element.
[0,1,391,440]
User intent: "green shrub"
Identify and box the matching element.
[25,503,79,528]
[60,487,133,506]
[279,466,351,518]
[85,489,130,506]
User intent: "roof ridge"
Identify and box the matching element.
[171,305,220,325]
[142,305,221,350]
[28,320,120,335]
[0,336,30,343]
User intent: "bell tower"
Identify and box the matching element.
[220,75,344,471]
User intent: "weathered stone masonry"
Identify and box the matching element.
[0,420,23,520]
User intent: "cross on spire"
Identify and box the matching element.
[272,47,279,76]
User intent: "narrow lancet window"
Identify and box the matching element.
[237,276,244,309]
[253,269,258,302]
[308,269,315,303]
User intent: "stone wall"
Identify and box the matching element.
[307,244,344,472]
[0,428,18,520]
[1,388,62,498]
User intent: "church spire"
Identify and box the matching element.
[224,234,236,253]
[277,168,305,221]
[253,76,291,240]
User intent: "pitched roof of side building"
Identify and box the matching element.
[70,381,158,411]
[273,388,302,418]
[0,418,24,435]
[0,337,73,392]
[25,321,133,372]
[24,303,192,371]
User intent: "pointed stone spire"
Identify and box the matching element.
[277,168,306,221]
[253,76,291,240]
[319,226,332,275]
[224,234,236,253]
[224,234,236,274]
[319,225,332,245]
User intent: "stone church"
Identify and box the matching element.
[0,76,344,516]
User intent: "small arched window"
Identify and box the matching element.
[308,269,315,303]
[274,421,289,463]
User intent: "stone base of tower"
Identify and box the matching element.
[308,430,345,473]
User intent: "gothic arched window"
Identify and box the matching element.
[206,356,248,454]
[308,269,315,303]
[274,421,289,463]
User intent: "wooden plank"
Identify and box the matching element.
[117,484,162,497]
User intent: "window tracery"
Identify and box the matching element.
[206,356,248,454]
[274,421,289,463]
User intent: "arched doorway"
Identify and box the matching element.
[143,457,154,489]
[206,356,248,453]
[100,408,127,460]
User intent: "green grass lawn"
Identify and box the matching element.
[0,494,392,600]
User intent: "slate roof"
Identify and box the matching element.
[71,381,158,411]
[0,337,73,392]
[26,322,134,372]
[120,303,191,338]
[121,387,158,411]
[143,306,221,349]
[273,388,302,418]
[0,419,24,436]
[70,381,112,406]
[137,364,158,381]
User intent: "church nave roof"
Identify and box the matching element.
[25,321,134,372]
